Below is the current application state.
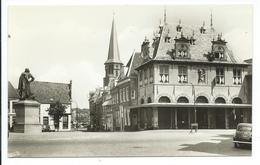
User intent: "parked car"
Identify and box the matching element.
[233,123,252,148]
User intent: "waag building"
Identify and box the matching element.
[90,12,252,131]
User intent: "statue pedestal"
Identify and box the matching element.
[14,100,41,134]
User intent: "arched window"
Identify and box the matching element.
[177,97,189,103]
[215,97,226,104]
[147,97,152,103]
[140,98,145,104]
[158,96,171,103]
[196,96,208,103]
[232,97,242,104]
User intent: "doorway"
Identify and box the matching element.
[215,109,225,129]
[158,108,171,129]
[177,109,189,129]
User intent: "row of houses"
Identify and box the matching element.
[89,12,252,131]
[8,81,72,131]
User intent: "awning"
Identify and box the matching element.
[129,103,252,109]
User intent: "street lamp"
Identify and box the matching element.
[190,83,198,132]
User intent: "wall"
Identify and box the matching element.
[138,63,249,104]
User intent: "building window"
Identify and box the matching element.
[43,116,49,125]
[149,66,154,83]
[177,44,188,58]
[177,97,189,103]
[119,89,122,103]
[232,97,242,104]
[215,97,226,104]
[139,70,143,86]
[131,90,135,99]
[214,46,225,60]
[147,97,152,103]
[141,98,145,104]
[159,65,169,83]
[144,69,148,84]
[178,66,188,83]
[126,87,129,101]
[233,68,242,85]
[63,115,68,129]
[216,67,225,84]
[198,69,206,83]
[123,88,126,102]
[158,96,171,103]
[196,96,209,103]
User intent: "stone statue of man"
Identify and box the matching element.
[18,68,35,100]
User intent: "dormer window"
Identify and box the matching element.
[211,34,227,61]
[174,32,190,59]
[213,46,225,60]
[177,44,188,58]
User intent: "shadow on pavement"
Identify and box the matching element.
[178,134,251,156]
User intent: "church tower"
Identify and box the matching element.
[103,16,123,87]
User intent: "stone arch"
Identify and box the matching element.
[232,97,243,104]
[156,94,173,103]
[214,94,228,104]
[177,96,189,103]
[215,97,226,104]
[196,96,209,103]
[158,96,171,103]
[195,93,211,103]
[175,94,191,103]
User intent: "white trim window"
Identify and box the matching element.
[178,66,188,83]
[126,87,129,101]
[139,70,143,86]
[233,68,242,85]
[159,65,169,83]
[216,67,225,84]
[149,66,154,83]
[131,90,136,99]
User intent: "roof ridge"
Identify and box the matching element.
[33,80,70,85]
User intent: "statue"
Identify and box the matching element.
[18,68,35,100]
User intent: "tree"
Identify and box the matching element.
[46,101,67,131]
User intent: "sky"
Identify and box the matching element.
[8,5,252,108]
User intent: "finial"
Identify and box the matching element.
[112,10,115,19]
[210,10,213,27]
[203,21,205,27]
[179,19,181,25]
[192,30,195,36]
[164,7,167,24]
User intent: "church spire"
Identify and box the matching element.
[210,10,213,27]
[164,7,167,24]
[105,15,122,64]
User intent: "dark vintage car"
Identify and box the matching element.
[233,123,252,148]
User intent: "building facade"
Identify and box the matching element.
[89,12,252,131]
[131,16,252,130]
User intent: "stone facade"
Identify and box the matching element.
[89,13,252,131]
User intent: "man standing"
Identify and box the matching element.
[18,68,35,100]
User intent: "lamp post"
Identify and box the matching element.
[190,83,198,132]
[191,83,197,123]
